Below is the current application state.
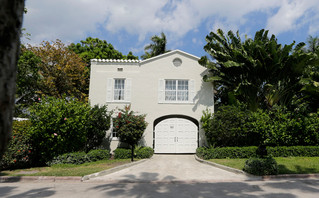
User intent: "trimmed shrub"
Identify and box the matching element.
[1,120,33,170]
[29,96,110,165]
[202,105,319,147]
[113,148,131,159]
[49,152,88,165]
[196,146,319,159]
[135,147,154,159]
[86,149,110,161]
[243,156,278,175]
[196,147,257,159]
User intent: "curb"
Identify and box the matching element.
[195,155,319,180]
[262,174,319,180]
[0,176,82,183]
[82,158,148,181]
[194,155,260,179]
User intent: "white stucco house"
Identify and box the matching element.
[89,50,214,153]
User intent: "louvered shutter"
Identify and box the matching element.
[106,78,113,102]
[189,79,195,103]
[125,78,132,102]
[158,79,165,103]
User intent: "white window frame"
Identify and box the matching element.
[106,78,131,103]
[110,119,119,140]
[158,79,195,104]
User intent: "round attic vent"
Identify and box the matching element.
[173,58,182,67]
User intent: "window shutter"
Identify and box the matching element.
[106,78,113,102]
[125,78,132,102]
[158,79,165,103]
[189,79,195,103]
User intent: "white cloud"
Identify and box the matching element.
[23,0,319,48]
[266,0,319,35]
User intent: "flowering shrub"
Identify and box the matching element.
[29,96,110,165]
[113,105,147,161]
[1,121,33,170]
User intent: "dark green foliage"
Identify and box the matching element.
[15,47,41,117]
[1,121,33,170]
[196,147,257,160]
[85,105,111,152]
[69,37,138,64]
[135,147,154,159]
[86,149,110,162]
[202,105,319,147]
[49,152,88,165]
[243,156,278,175]
[141,32,169,60]
[113,148,131,159]
[200,29,317,112]
[113,105,148,161]
[49,149,110,165]
[204,105,262,147]
[29,97,110,165]
[196,146,319,159]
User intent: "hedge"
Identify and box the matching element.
[196,146,319,159]
[113,147,154,159]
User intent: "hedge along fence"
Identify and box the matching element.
[196,146,319,160]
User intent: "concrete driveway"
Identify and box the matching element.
[85,154,253,183]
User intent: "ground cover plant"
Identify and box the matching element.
[209,157,319,175]
[0,159,131,177]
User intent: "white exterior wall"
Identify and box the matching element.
[89,50,214,152]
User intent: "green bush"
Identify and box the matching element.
[196,147,257,159]
[49,149,110,165]
[201,105,319,147]
[196,146,319,159]
[1,120,33,170]
[135,147,154,159]
[29,96,110,165]
[48,152,88,165]
[86,149,110,161]
[243,156,278,175]
[113,148,131,159]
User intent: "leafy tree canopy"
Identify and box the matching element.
[28,40,89,101]
[113,105,147,161]
[141,32,169,59]
[69,37,138,64]
[199,29,318,112]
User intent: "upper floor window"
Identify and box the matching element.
[165,80,189,101]
[106,78,131,103]
[114,79,125,101]
[158,79,195,104]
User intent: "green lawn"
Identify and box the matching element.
[0,159,132,177]
[209,157,319,174]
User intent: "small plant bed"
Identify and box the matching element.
[209,157,319,175]
[0,159,131,177]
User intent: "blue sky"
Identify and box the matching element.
[23,0,319,59]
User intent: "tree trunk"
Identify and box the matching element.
[131,144,134,162]
[0,0,25,160]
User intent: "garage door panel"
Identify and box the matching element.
[155,118,198,153]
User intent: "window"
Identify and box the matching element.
[165,80,188,101]
[106,78,131,102]
[114,79,125,101]
[112,127,118,139]
[158,79,195,103]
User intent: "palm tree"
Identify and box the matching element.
[141,32,169,59]
[307,35,319,53]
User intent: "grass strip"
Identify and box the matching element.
[0,159,132,177]
[209,157,319,174]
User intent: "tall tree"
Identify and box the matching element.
[0,0,25,159]
[199,29,316,111]
[69,37,138,65]
[29,40,89,101]
[15,46,41,116]
[141,32,169,59]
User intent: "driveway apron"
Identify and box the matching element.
[86,155,253,183]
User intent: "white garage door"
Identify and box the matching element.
[154,118,198,153]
